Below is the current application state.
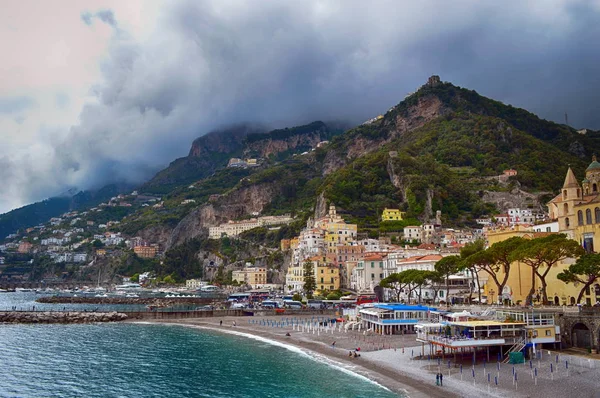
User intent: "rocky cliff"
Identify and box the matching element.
[167,182,279,248]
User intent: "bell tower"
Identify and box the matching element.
[558,167,581,233]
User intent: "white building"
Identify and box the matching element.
[403,226,421,242]
[351,253,387,293]
[532,221,559,233]
[208,215,293,239]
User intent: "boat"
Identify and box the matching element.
[15,288,33,292]
[125,293,139,298]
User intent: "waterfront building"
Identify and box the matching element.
[359,303,434,334]
[232,266,267,289]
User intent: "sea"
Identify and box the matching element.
[0,293,402,397]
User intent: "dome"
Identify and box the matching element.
[586,155,600,172]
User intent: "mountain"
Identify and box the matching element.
[133,76,600,248]
[141,124,263,194]
[0,183,132,239]
[141,121,344,194]
[5,76,600,284]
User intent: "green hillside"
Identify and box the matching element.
[0,183,131,239]
[113,79,600,241]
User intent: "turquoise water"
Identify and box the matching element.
[0,323,400,397]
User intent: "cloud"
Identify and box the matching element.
[0,96,35,114]
[3,0,600,213]
[81,9,117,27]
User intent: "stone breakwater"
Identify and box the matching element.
[0,311,128,324]
[36,296,215,306]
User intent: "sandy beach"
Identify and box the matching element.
[132,314,600,398]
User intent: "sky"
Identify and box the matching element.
[2,0,600,214]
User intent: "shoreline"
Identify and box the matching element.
[133,316,457,398]
[132,316,600,398]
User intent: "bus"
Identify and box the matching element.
[356,294,378,306]
[228,293,251,302]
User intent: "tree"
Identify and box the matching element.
[434,256,461,304]
[425,270,444,303]
[511,234,584,304]
[380,273,410,302]
[399,269,429,304]
[465,237,525,305]
[303,260,316,299]
[292,293,303,302]
[557,253,600,303]
[460,240,486,304]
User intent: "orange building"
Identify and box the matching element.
[18,242,33,253]
[133,245,157,258]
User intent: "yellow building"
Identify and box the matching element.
[381,208,405,221]
[485,227,546,304]
[232,266,267,289]
[311,255,340,292]
[482,159,600,306]
[316,205,358,253]
[485,226,582,305]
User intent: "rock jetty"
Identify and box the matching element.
[36,296,215,306]
[0,311,128,324]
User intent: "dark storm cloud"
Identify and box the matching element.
[4,0,600,212]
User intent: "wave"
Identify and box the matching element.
[135,321,392,392]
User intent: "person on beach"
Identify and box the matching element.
[439,373,443,386]
[436,373,440,386]
[220,320,222,326]
[349,351,353,358]
[285,332,291,337]
[332,341,336,348]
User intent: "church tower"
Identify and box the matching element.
[584,155,600,195]
[556,167,582,233]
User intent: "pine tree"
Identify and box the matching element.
[303,260,316,299]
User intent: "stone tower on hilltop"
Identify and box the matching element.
[427,75,441,87]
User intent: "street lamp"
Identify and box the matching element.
[489,289,495,306]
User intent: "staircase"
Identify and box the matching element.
[502,338,526,363]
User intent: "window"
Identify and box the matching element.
[565,217,570,227]
[439,291,444,297]
[563,190,568,199]
[545,330,552,336]
[587,209,593,224]
[371,273,375,279]
[595,207,600,223]
[330,278,334,283]
[371,262,374,268]
[578,210,584,226]
[594,183,598,193]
